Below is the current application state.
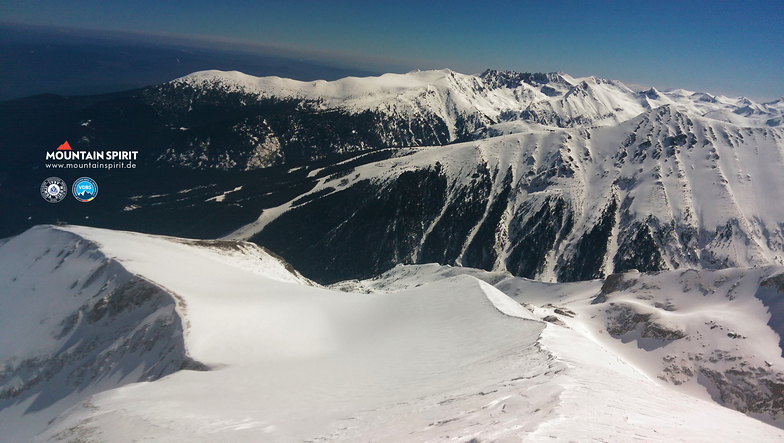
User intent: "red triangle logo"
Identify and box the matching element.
[57,141,72,151]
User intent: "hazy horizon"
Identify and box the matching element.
[1,0,783,102]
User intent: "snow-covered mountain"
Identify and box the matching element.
[160,68,782,169]
[175,68,783,135]
[227,102,784,283]
[0,225,312,441]
[99,68,781,284]
[7,67,777,173]
[2,225,784,441]
[4,67,784,440]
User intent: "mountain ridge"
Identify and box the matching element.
[234,101,784,283]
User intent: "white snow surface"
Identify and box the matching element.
[2,226,784,442]
[347,264,784,431]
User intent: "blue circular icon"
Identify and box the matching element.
[72,177,98,202]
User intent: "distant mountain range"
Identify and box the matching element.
[2,68,784,285]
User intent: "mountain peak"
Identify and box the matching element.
[480,69,570,90]
[640,87,661,99]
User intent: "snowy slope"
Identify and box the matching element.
[4,226,784,441]
[350,263,784,430]
[498,267,784,427]
[0,226,190,442]
[3,226,551,442]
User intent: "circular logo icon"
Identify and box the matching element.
[72,177,98,202]
[41,177,67,203]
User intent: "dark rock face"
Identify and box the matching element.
[594,273,639,304]
[480,70,569,90]
[604,304,686,343]
[253,166,449,284]
[462,168,513,271]
[614,220,667,273]
[249,165,624,284]
[248,160,623,284]
[756,273,784,357]
[506,196,572,279]
[700,366,784,420]
[419,164,493,266]
[557,199,618,282]
[605,305,653,336]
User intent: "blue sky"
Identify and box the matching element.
[2,0,782,100]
